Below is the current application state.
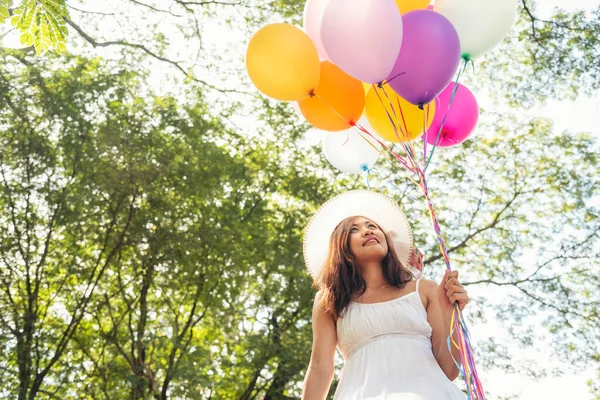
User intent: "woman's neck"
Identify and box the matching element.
[359,261,388,289]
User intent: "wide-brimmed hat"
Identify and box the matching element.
[303,190,413,278]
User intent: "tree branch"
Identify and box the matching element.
[520,0,589,32]
[174,0,244,6]
[425,190,520,264]
[65,18,246,94]
[128,0,183,17]
[66,4,115,16]
[29,188,139,397]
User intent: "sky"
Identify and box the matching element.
[510,0,599,137]
[0,0,598,398]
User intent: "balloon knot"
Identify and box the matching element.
[377,82,384,89]
[349,120,356,127]
[360,164,369,172]
[418,103,424,110]
[309,89,316,98]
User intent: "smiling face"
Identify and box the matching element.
[348,216,389,265]
[318,215,413,318]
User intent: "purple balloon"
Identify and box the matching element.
[387,10,461,106]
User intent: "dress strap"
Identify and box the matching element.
[416,278,421,295]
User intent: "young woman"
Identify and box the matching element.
[302,190,468,399]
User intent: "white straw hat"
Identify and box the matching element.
[303,190,413,278]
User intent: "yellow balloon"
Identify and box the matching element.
[394,0,430,14]
[246,24,320,101]
[365,85,436,142]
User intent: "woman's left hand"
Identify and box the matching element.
[437,270,469,315]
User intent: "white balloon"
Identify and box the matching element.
[322,118,381,175]
[434,0,517,60]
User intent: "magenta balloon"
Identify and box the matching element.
[425,83,479,147]
[387,10,461,106]
[320,0,403,84]
[303,0,331,61]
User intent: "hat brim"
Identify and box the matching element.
[303,190,413,278]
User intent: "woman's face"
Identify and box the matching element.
[348,217,388,265]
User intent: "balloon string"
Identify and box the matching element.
[354,123,418,176]
[361,164,372,189]
[376,87,426,200]
[372,93,451,269]
[423,101,430,164]
[364,166,421,202]
[312,92,417,174]
[373,85,419,172]
[372,83,407,143]
[373,83,410,145]
[384,70,407,85]
[380,84,425,174]
[425,58,470,170]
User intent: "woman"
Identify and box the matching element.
[302,190,468,399]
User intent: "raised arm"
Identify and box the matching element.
[302,291,338,399]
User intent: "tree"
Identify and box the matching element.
[0,52,141,399]
[0,49,334,399]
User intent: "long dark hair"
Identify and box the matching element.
[314,216,413,319]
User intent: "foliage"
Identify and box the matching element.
[2,0,68,54]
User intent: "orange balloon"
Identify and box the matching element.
[246,24,320,101]
[365,84,436,142]
[299,62,365,131]
[395,0,430,14]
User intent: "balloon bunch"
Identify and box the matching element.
[246,1,517,398]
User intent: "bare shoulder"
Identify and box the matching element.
[419,278,438,294]
[313,289,326,309]
[314,289,325,301]
[312,290,333,321]
[417,279,438,308]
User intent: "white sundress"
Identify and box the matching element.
[333,279,466,399]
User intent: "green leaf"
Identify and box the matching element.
[19,32,29,45]
[0,6,9,19]
[10,14,20,27]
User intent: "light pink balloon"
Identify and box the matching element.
[303,0,331,61]
[320,0,403,84]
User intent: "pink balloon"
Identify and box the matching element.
[425,83,479,147]
[303,0,331,61]
[320,0,403,84]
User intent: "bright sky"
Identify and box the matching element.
[0,0,598,398]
